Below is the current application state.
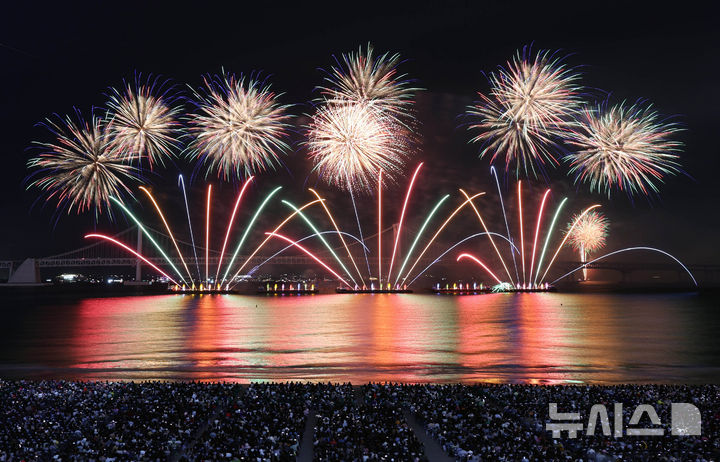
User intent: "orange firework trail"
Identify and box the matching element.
[139,186,193,282]
[228,198,324,285]
[528,188,551,284]
[215,176,255,282]
[533,197,568,285]
[308,188,366,286]
[109,196,187,284]
[400,191,485,285]
[459,189,515,285]
[85,234,179,286]
[456,253,503,285]
[265,232,352,288]
[281,199,359,287]
[387,162,423,283]
[538,204,601,283]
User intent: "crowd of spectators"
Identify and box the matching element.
[1,380,718,461]
[313,383,426,461]
[183,382,308,461]
[0,380,234,461]
[402,383,720,461]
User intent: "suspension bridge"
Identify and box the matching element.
[0,225,436,284]
[0,225,716,286]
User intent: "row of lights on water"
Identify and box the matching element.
[435,282,485,290]
[350,283,409,291]
[171,283,231,292]
[434,282,553,291]
[263,283,316,292]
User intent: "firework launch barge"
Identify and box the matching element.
[335,287,414,294]
[429,282,557,294]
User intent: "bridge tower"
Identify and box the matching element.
[135,226,142,282]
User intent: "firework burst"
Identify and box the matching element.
[467,47,582,176]
[566,210,609,254]
[27,112,140,217]
[306,102,407,192]
[320,44,417,124]
[105,77,181,168]
[565,102,683,196]
[187,72,292,180]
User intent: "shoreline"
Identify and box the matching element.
[0,283,710,299]
[2,377,720,385]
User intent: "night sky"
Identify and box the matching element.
[1,2,718,267]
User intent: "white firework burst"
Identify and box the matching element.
[28,111,140,217]
[565,102,683,197]
[468,48,583,175]
[105,78,181,168]
[306,102,407,192]
[187,72,292,180]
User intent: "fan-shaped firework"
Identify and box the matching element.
[467,48,582,176]
[105,78,181,168]
[27,112,140,216]
[306,102,406,192]
[320,44,417,124]
[565,102,683,196]
[187,72,292,180]
[567,210,609,254]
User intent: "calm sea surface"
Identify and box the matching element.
[1,292,719,384]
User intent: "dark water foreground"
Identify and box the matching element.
[1,291,719,383]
